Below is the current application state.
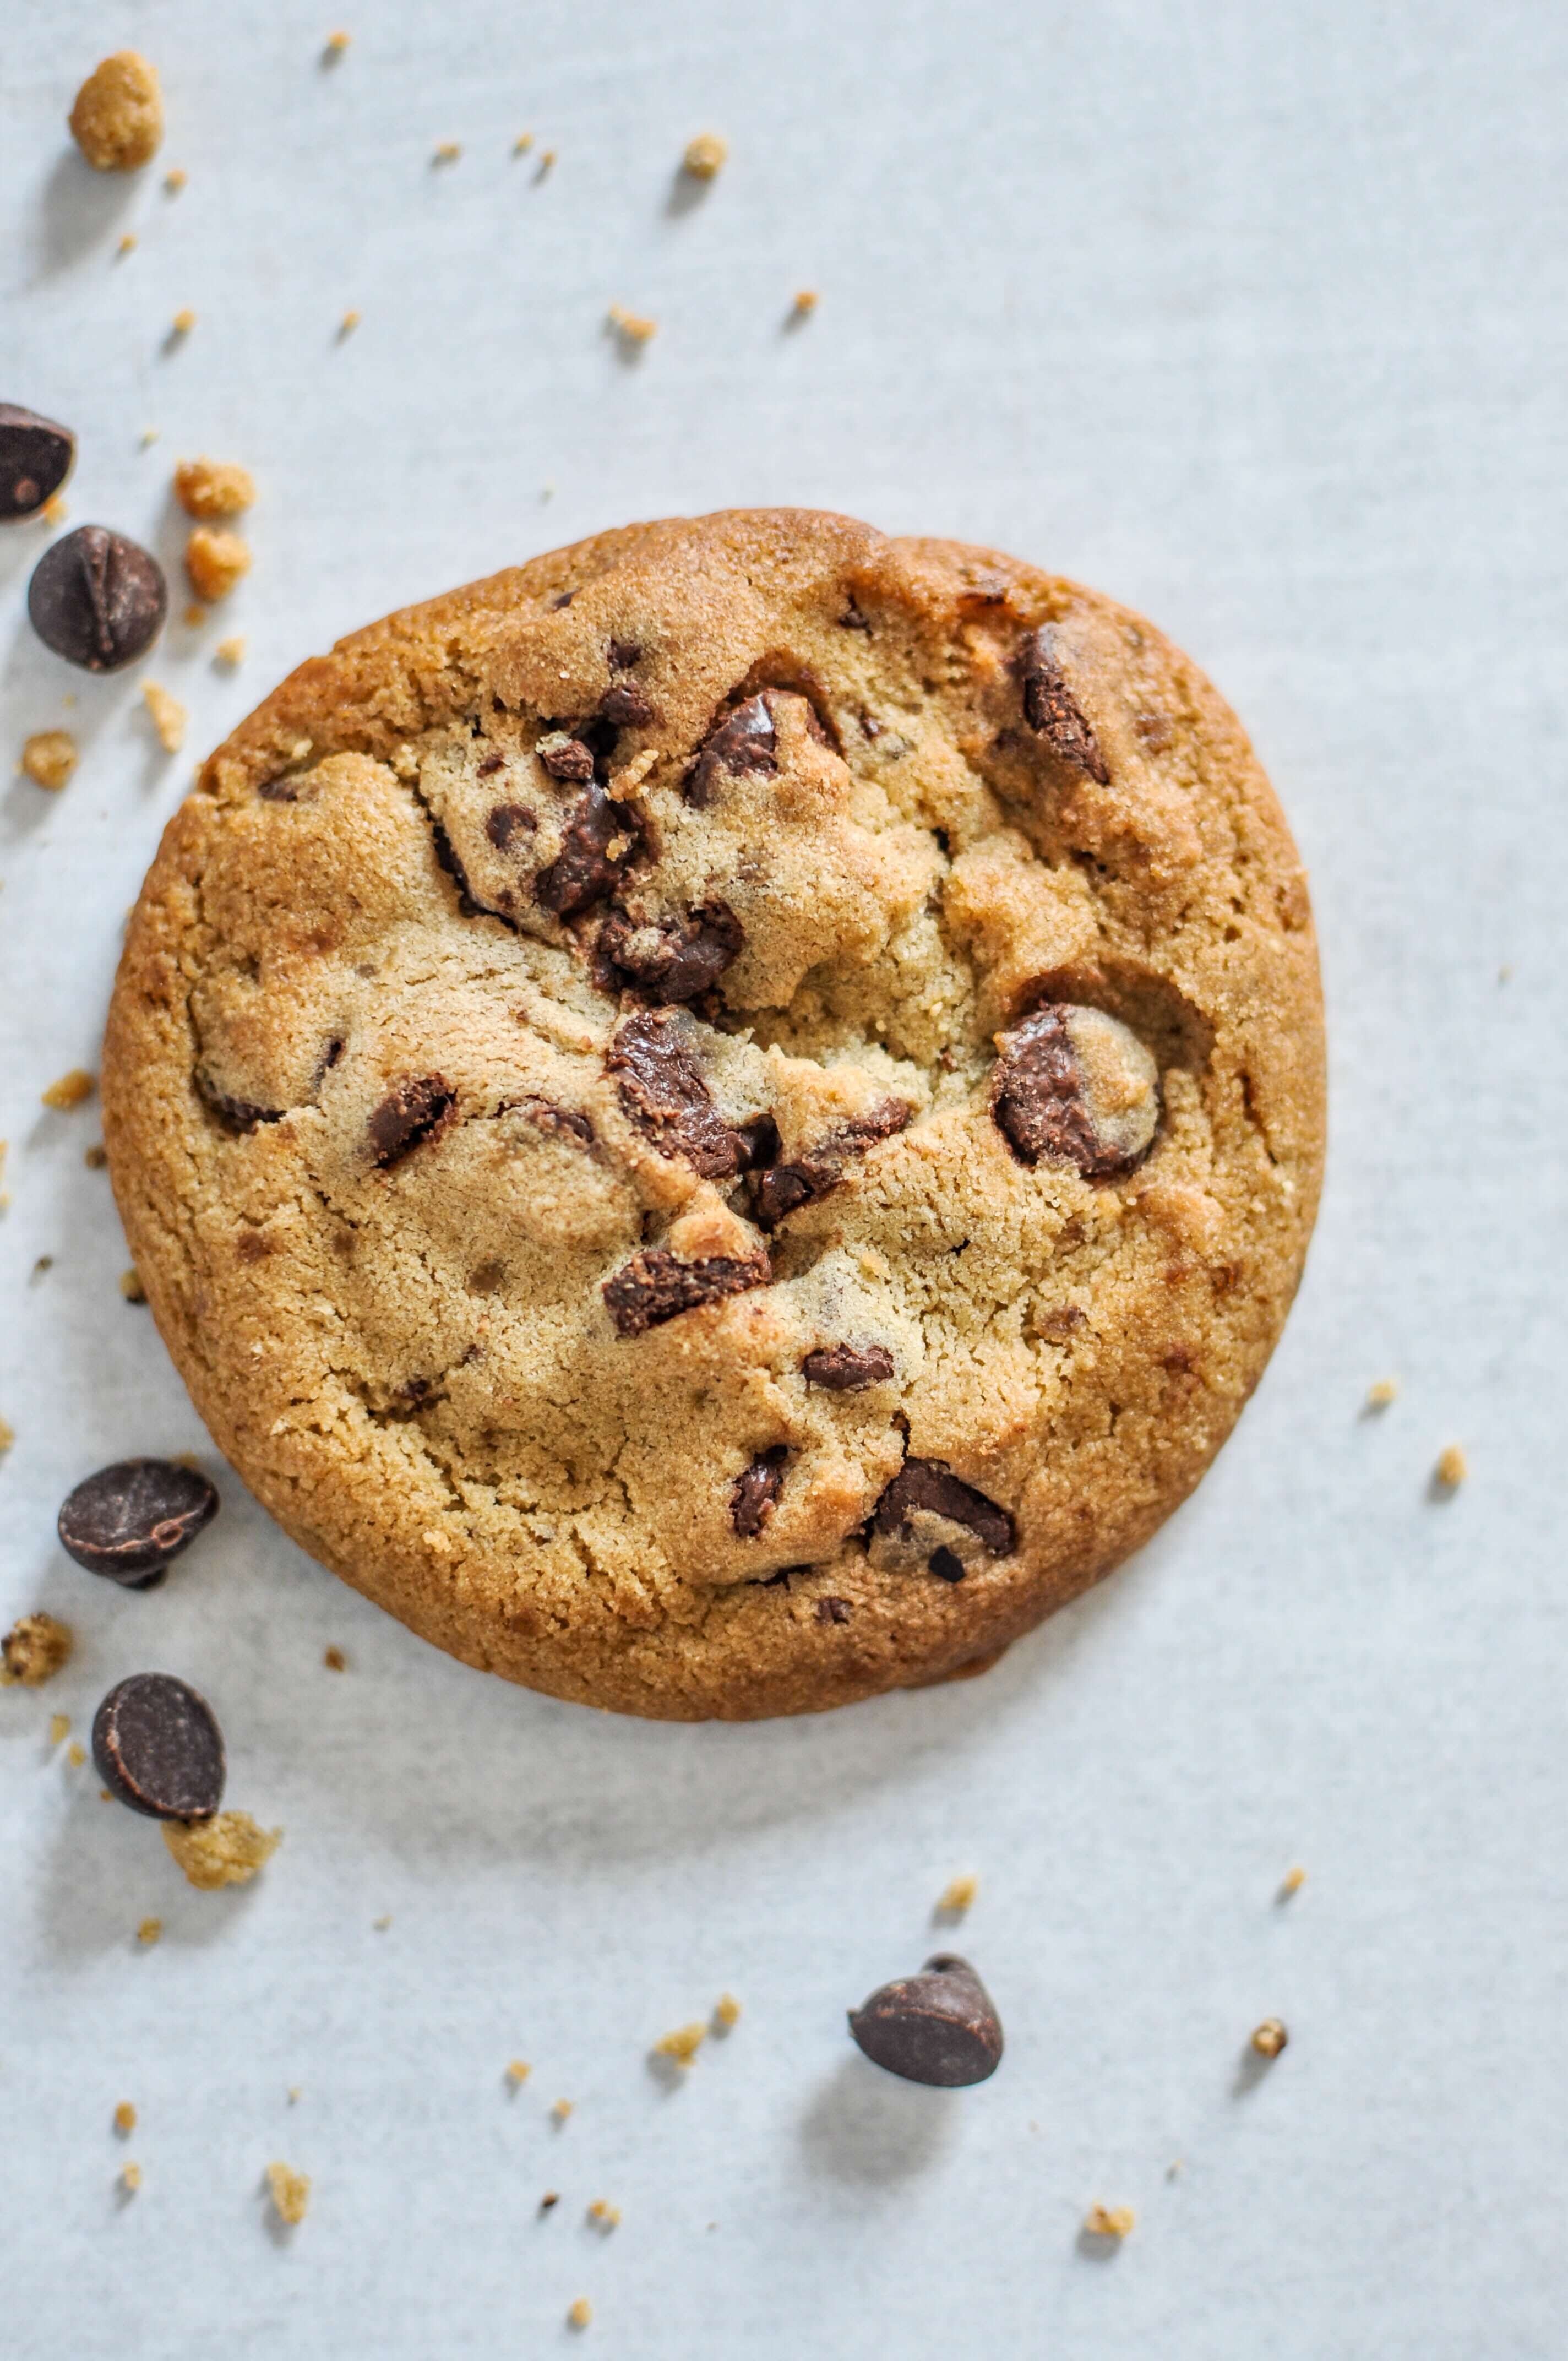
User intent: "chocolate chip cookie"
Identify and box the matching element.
[101,510,1325,1720]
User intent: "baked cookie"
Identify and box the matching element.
[102,510,1324,1720]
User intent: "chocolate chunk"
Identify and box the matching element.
[603,1245,770,1337]
[28,526,167,671]
[733,1112,781,1172]
[848,1954,1004,2087]
[595,901,743,1003]
[523,1100,595,1145]
[485,801,537,848]
[749,1100,912,1230]
[0,404,75,523]
[686,693,778,806]
[990,1003,1156,1178]
[368,1074,455,1167]
[607,639,642,670]
[537,732,596,782]
[91,1673,226,1823]
[195,1067,284,1133]
[802,1343,895,1391]
[607,1009,741,1178]
[549,589,576,610]
[873,1458,1015,1562]
[839,599,873,632]
[1017,627,1108,782]
[928,1546,965,1582]
[536,784,639,917]
[816,1595,852,1623]
[731,1445,788,1537]
[58,1458,220,1590]
[476,752,505,777]
[597,678,656,729]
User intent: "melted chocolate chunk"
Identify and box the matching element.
[607,639,643,671]
[92,1673,226,1823]
[476,752,505,777]
[848,1954,1004,2087]
[990,1003,1135,1177]
[522,1100,595,1145]
[733,1112,781,1172]
[195,1068,284,1133]
[873,1457,1014,1564]
[749,1100,912,1230]
[731,1445,788,1537]
[0,404,75,522]
[597,678,656,729]
[58,1459,220,1590]
[595,901,743,1003]
[686,693,778,807]
[29,526,167,672]
[1017,626,1109,782]
[486,801,537,849]
[368,1074,455,1167]
[802,1343,895,1391]
[603,1245,770,1336]
[535,784,639,917]
[607,1010,742,1178]
[537,733,596,782]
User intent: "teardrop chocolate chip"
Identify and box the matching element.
[28,525,167,671]
[848,1954,1004,2087]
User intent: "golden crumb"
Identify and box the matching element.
[432,140,462,165]
[287,2086,301,2104]
[39,493,68,526]
[506,2060,531,2086]
[266,2161,311,2226]
[1280,1864,1306,1897]
[1083,2204,1135,2240]
[141,682,187,753]
[323,1645,346,1671]
[1250,2017,1289,2059]
[162,1811,282,1891]
[70,52,163,172]
[654,2023,706,2066]
[936,1873,978,1917]
[1,1613,74,1688]
[513,132,533,156]
[1366,1378,1398,1408]
[567,2298,592,2331]
[120,2161,143,2194]
[0,1415,12,1455]
[20,730,78,790]
[173,456,255,518]
[137,1918,162,1946]
[184,603,206,628]
[713,1993,742,2030]
[42,1068,95,1110]
[551,2098,574,2123]
[607,304,657,346]
[185,527,250,603]
[539,2189,559,2211]
[171,308,197,336]
[114,2101,137,2136]
[539,149,557,171]
[324,31,351,56]
[792,289,819,315]
[140,427,159,447]
[120,1268,148,1304]
[682,130,728,180]
[164,166,187,194]
[215,635,246,667]
[1435,1444,1467,1488]
[68,1741,86,1767]
[339,309,361,336]
[586,2199,620,2230]
[117,232,137,255]
[48,1712,70,1746]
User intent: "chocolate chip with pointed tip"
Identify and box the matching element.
[92,1673,226,1822]
[58,1458,220,1589]
[848,1954,1004,2086]
[1016,626,1108,782]
[686,693,777,806]
[0,404,75,522]
[731,1445,788,1537]
[28,526,167,671]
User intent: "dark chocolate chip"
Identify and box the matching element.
[549,589,575,609]
[485,801,537,849]
[195,1068,284,1133]
[989,1003,1144,1178]
[476,752,505,776]
[603,1245,770,1337]
[848,1954,1004,2087]
[28,526,167,672]
[597,678,656,729]
[536,784,639,917]
[58,1458,220,1590]
[522,1099,595,1145]
[368,1074,455,1167]
[686,693,778,806]
[749,1100,912,1230]
[732,1112,781,1172]
[92,1673,226,1823]
[537,733,596,783]
[607,1009,742,1179]
[731,1445,788,1537]
[802,1343,895,1391]
[816,1595,852,1623]
[0,404,75,523]
[607,639,643,671]
[1016,626,1108,782]
[594,901,743,1003]
[873,1458,1015,1560]
[928,1545,966,1582]
[839,599,873,632]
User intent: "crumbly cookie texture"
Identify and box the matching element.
[102,510,1324,1720]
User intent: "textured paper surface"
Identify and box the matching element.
[2,3,1564,2354]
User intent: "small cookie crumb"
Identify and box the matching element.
[68,1741,86,1767]
[42,1068,95,1110]
[266,2161,311,2226]
[607,304,657,347]
[567,2299,592,2331]
[85,1143,108,1168]
[173,457,255,518]
[713,1993,741,2030]
[323,1645,346,1671]
[1279,1865,1306,1898]
[120,1269,148,1304]
[140,427,159,448]
[48,1712,70,1746]
[1366,1378,1398,1408]
[1083,2204,1135,2240]
[324,30,351,57]
[1250,2017,1288,2059]
[432,140,461,165]
[20,730,78,791]
[142,682,187,752]
[215,635,246,667]
[117,232,137,256]
[505,2059,531,2085]
[792,289,819,316]
[551,2098,574,2123]
[513,132,533,156]
[0,1416,12,1455]
[538,149,557,172]
[682,130,728,181]
[338,309,361,338]
[162,1811,282,1891]
[1,1613,74,1688]
[114,2101,137,2136]
[120,2161,143,2194]
[137,1918,162,1946]
[185,528,250,603]
[936,1873,978,1918]
[653,2023,706,2066]
[163,166,187,194]
[184,603,206,628]
[1434,1444,1467,1489]
[69,52,163,172]
[373,1913,391,1930]
[586,2199,620,2230]
[170,308,197,336]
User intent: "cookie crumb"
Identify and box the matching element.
[935,1873,978,1918]
[682,130,728,180]
[653,2023,705,2066]
[373,1913,391,1930]
[432,140,462,165]
[20,730,78,790]
[607,304,657,347]
[792,289,819,316]
[68,1740,86,1767]
[1365,1378,1398,1408]
[185,527,250,603]
[1434,1444,1467,1489]
[1278,1864,1306,1898]
[162,1810,282,1891]
[266,2161,311,2226]
[1083,2204,1135,2240]
[184,604,206,628]
[505,2059,531,2085]
[170,308,197,336]
[48,1712,70,1746]
[2,1612,74,1688]
[539,2190,559,2210]
[215,635,247,667]
[338,309,361,338]
[1250,2017,1288,2059]
[551,2098,574,2123]
[713,1993,742,2031]
[287,2086,301,2104]
[513,132,533,156]
[140,427,159,448]
[120,2161,143,2195]
[42,1068,95,1110]
[137,1918,162,1946]
[69,52,163,172]
[0,1417,12,1456]
[117,232,137,256]
[120,1269,148,1304]
[567,2298,592,2331]
[538,149,557,172]
[323,1645,346,1671]
[114,2101,137,2136]
[324,30,351,57]
[142,682,187,752]
[586,2199,620,2231]
[163,166,187,194]
[174,457,255,518]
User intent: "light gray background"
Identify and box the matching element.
[2,2,1562,2353]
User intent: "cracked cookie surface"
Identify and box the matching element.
[102,509,1325,1720]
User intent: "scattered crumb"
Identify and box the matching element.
[164,166,187,194]
[120,2161,143,2195]
[373,1913,391,1930]
[792,289,819,316]
[215,635,246,668]
[48,1712,70,1746]
[539,2189,559,2211]
[1,1612,74,1688]
[287,2086,301,2104]
[1250,2018,1289,2059]
[120,1269,148,1304]
[114,2101,137,2136]
[39,493,68,526]
[682,130,728,181]
[586,2199,620,2231]
[551,2098,574,2124]
[1083,2204,1135,2240]
[170,308,197,336]
[68,1741,86,1767]
[185,527,250,603]
[1279,1865,1306,1898]
[140,427,159,448]
[506,2060,531,2086]
[1435,1444,1468,1489]
[538,149,557,171]
[266,2161,311,2226]
[20,730,78,791]
[163,1811,282,1891]
[936,1873,978,1918]
[607,304,657,347]
[1166,2159,1183,2180]
[0,1417,12,1456]
[324,30,351,57]
[42,1068,96,1111]
[654,2023,706,2066]
[323,1645,347,1671]
[117,232,137,255]
[567,2299,592,2331]
[142,682,187,752]
[432,140,461,165]
[513,132,533,156]
[338,309,361,338]
[174,456,255,518]
[1366,1378,1398,1408]
[713,1993,742,2031]
[137,1918,162,1946]
[69,52,164,172]
[184,603,206,628]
